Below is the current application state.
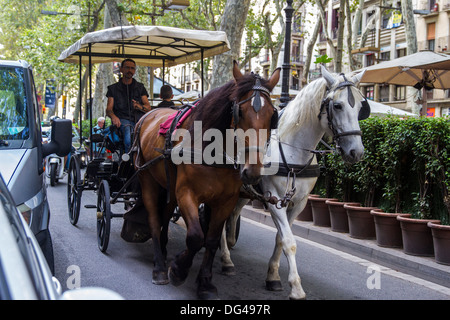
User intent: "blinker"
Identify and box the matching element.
[358,99,371,120]
[252,78,262,113]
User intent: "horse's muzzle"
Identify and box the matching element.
[240,166,262,185]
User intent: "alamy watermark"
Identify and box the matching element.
[169,121,279,175]
[66,265,81,289]
[366,265,381,290]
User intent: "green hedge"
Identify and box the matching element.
[313,116,450,224]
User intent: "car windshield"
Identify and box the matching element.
[0,66,29,141]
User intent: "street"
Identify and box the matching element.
[47,174,450,301]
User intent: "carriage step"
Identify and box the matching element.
[84,204,97,209]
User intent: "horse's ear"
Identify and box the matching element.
[266,67,281,91]
[351,70,366,85]
[321,65,335,88]
[233,60,243,81]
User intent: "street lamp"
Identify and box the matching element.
[279,0,294,109]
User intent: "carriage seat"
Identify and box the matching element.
[90,125,123,158]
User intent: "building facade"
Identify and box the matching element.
[313,0,450,116]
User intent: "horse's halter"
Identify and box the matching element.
[319,75,370,148]
[232,74,278,131]
[230,74,278,166]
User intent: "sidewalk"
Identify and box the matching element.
[240,205,450,289]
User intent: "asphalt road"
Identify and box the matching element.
[47,174,450,301]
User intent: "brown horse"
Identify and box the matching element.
[134,61,280,299]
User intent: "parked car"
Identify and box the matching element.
[0,173,123,300]
[0,60,72,274]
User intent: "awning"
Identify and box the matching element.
[58,25,230,67]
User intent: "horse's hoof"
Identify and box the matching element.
[197,285,219,300]
[289,294,307,300]
[152,270,169,285]
[265,280,283,291]
[221,265,236,276]
[168,266,187,287]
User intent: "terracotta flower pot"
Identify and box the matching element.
[296,194,319,222]
[344,204,379,239]
[326,200,361,233]
[428,222,450,265]
[371,211,411,248]
[310,197,338,227]
[396,216,441,257]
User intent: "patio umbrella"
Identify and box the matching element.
[367,100,417,117]
[359,50,450,116]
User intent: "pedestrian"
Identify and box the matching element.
[106,58,151,153]
[155,84,175,109]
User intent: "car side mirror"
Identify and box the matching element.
[42,119,72,157]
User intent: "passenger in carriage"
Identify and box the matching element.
[106,58,151,153]
[154,84,175,109]
[91,116,105,155]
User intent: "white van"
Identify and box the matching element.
[0,60,71,274]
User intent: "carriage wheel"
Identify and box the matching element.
[67,156,82,225]
[97,179,111,253]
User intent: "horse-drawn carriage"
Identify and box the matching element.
[59,25,232,253]
[59,25,370,300]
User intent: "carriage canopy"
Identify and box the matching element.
[58,25,231,67]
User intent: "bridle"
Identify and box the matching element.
[232,74,278,131]
[319,75,370,150]
[231,74,278,163]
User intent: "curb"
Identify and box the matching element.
[240,205,450,289]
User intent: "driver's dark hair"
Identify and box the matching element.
[121,58,136,67]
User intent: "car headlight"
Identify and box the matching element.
[16,189,45,226]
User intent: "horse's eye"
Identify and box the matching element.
[334,103,343,110]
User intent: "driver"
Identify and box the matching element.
[106,58,150,153]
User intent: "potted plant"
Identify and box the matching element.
[397,215,440,256]
[344,204,379,239]
[428,222,450,265]
[309,196,338,227]
[326,200,361,233]
[371,210,410,248]
[296,194,319,221]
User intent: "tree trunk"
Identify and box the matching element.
[316,0,336,65]
[401,0,417,55]
[303,0,329,82]
[345,0,354,71]
[91,0,150,120]
[211,0,251,89]
[401,0,420,115]
[303,16,321,82]
[334,0,346,73]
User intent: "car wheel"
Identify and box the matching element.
[37,228,55,275]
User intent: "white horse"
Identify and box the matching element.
[220,66,368,300]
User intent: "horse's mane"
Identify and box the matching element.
[187,80,234,136]
[188,73,272,136]
[278,77,328,139]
